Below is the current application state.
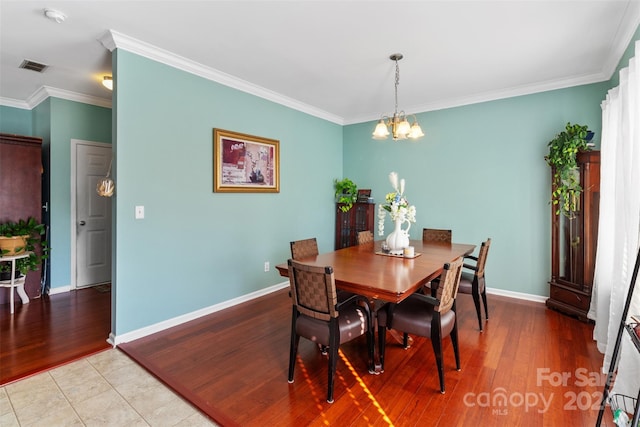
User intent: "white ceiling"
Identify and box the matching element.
[1,1,639,125]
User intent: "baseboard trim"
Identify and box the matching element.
[48,285,72,295]
[112,281,290,345]
[486,287,547,304]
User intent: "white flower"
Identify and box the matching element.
[389,172,399,192]
[378,172,416,236]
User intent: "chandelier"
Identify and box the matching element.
[372,54,424,141]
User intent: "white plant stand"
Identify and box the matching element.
[0,252,31,314]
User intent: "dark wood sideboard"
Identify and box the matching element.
[0,133,44,301]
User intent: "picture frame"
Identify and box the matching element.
[213,128,280,193]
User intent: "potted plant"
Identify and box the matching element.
[544,122,594,218]
[0,217,49,279]
[334,178,358,212]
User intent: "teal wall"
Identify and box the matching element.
[0,105,32,135]
[343,84,608,297]
[0,99,111,291]
[112,50,342,334]
[48,98,112,289]
[1,21,636,337]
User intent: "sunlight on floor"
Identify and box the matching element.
[292,347,394,426]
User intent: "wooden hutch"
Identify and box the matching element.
[335,202,375,249]
[547,150,600,321]
[0,133,44,302]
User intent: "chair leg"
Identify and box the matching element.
[365,308,375,374]
[403,332,410,349]
[480,276,489,321]
[378,325,387,371]
[472,277,483,332]
[327,319,339,403]
[431,320,445,394]
[288,308,299,383]
[472,292,483,332]
[451,313,461,371]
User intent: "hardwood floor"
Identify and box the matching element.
[119,289,616,427]
[0,286,112,385]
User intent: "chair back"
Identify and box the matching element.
[356,230,374,245]
[287,259,338,321]
[422,228,452,243]
[433,256,463,313]
[475,238,491,277]
[290,238,319,260]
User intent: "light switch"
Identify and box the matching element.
[135,205,144,219]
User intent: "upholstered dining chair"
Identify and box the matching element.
[356,230,374,245]
[421,228,452,295]
[290,237,352,326]
[287,259,374,403]
[458,238,491,332]
[290,238,319,260]
[422,228,452,243]
[377,256,464,394]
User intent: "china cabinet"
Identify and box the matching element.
[546,150,600,321]
[335,202,375,249]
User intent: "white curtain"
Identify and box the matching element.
[589,40,640,399]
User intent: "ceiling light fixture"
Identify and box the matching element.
[43,8,66,24]
[102,76,113,90]
[372,54,424,141]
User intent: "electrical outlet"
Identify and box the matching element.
[264,261,270,272]
[135,205,144,219]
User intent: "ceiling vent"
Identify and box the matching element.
[19,59,48,73]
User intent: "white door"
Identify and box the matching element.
[74,142,112,288]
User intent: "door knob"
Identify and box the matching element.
[79,221,86,226]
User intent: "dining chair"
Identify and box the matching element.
[356,230,374,245]
[458,238,491,331]
[290,237,352,351]
[287,259,374,403]
[377,256,464,394]
[422,228,452,243]
[290,238,318,260]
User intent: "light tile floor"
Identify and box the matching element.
[0,349,218,426]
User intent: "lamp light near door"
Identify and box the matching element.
[372,54,424,141]
[96,159,114,197]
[102,76,113,90]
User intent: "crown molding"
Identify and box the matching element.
[345,70,610,125]
[1,87,112,110]
[28,87,112,109]
[99,30,344,125]
[0,97,30,109]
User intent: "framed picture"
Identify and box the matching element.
[213,129,280,193]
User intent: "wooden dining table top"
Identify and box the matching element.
[276,240,476,304]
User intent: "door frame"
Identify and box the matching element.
[70,139,112,290]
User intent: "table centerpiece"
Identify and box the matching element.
[378,172,416,255]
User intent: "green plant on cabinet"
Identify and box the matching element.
[334,178,358,212]
[544,122,594,218]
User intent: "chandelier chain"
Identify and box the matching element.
[394,59,400,115]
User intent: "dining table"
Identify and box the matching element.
[276,239,476,372]
[276,239,476,304]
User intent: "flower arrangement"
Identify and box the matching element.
[378,172,416,236]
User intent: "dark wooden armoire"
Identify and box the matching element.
[546,150,600,321]
[335,202,375,249]
[0,133,44,301]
